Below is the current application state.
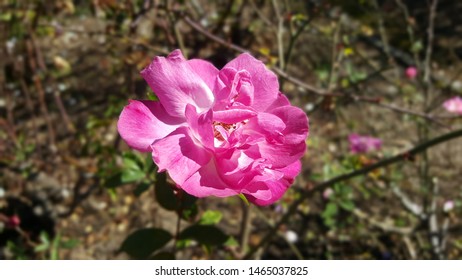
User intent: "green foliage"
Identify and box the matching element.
[120,228,172,259]
[34,231,79,260]
[179,225,228,247]
[199,210,223,225]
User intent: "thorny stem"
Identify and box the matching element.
[244,128,462,259]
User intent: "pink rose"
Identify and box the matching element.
[117,50,309,206]
[443,96,462,115]
[348,133,382,154]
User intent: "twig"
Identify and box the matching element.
[272,0,285,70]
[394,0,421,69]
[327,18,343,93]
[182,14,249,54]
[249,0,274,27]
[25,36,57,150]
[352,208,414,235]
[423,0,438,88]
[166,0,187,58]
[244,127,462,259]
[403,236,417,259]
[391,183,426,219]
[372,0,395,70]
[284,15,313,72]
[429,178,443,259]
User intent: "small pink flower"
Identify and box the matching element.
[443,96,462,115]
[7,215,20,228]
[323,188,334,200]
[405,67,418,79]
[443,200,454,213]
[348,134,382,154]
[118,50,309,206]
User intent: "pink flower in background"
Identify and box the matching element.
[117,50,309,206]
[443,200,455,213]
[405,67,418,79]
[348,134,382,154]
[322,188,334,200]
[443,96,462,115]
[6,215,20,228]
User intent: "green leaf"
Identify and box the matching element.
[339,200,355,211]
[134,182,151,197]
[120,228,172,259]
[105,169,145,189]
[50,232,61,260]
[60,239,79,249]
[199,210,222,225]
[121,168,146,183]
[123,156,142,171]
[179,225,228,246]
[34,231,50,252]
[181,203,198,221]
[322,202,338,218]
[224,236,239,247]
[155,173,178,211]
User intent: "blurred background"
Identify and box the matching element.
[0,0,461,260]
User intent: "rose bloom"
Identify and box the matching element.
[118,50,309,206]
[348,133,382,154]
[443,96,462,115]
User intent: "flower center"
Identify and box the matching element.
[213,121,237,141]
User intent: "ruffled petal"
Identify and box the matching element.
[117,100,183,152]
[151,127,212,186]
[266,92,290,111]
[243,168,287,206]
[269,105,309,144]
[141,50,215,117]
[184,104,214,149]
[224,53,279,111]
[182,159,238,197]
[213,107,257,124]
[213,68,254,110]
[244,112,286,143]
[242,135,306,169]
[187,58,219,92]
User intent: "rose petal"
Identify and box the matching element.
[187,58,219,91]
[151,127,212,185]
[269,105,309,144]
[117,100,183,152]
[181,159,238,197]
[267,92,290,111]
[184,104,214,149]
[213,107,257,124]
[141,50,215,117]
[224,53,279,111]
